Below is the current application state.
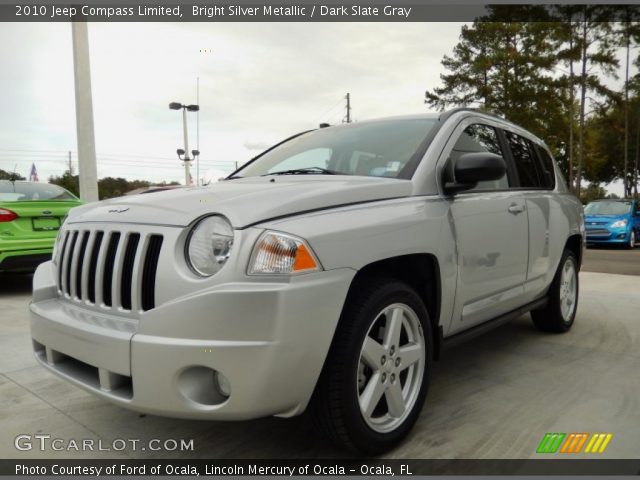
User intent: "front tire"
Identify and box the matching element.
[531,250,579,333]
[311,278,432,455]
[626,230,636,249]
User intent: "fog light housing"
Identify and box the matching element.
[177,366,229,406]
[215,371,231,397]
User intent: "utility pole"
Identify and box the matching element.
[344,93,351,123]
[68,151,73,175]
[71,22,99,202]
[624,25,631,198]
[635,114,639,198]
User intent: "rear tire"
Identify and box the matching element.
[532,250,579,333]
[310,278,432,455]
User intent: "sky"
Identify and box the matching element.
[0,21,630,195]
[0,22,463,185]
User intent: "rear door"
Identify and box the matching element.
[504,132,564,302]
[445,122,530,333]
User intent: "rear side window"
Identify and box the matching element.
[505,132,553,189]
[0,181,77,201]
[451,124,509,191]
[536,147,556,189]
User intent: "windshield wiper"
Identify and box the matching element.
[264,167,343,176]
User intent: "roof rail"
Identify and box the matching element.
[438,107,506,123]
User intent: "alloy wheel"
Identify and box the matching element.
[356,303,426,433]
[559,258,577,322]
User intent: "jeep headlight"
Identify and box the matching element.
[248,231,321,275]
[186,216,234,277]
[611,219,628,228]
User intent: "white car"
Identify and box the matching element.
[30,109,584,453]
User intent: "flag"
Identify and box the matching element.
[29,163,39,182]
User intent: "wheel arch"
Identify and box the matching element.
[564,234,583,270]
[345,253,442,360]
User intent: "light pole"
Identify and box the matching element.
[191,149,200,185]
[169,102,199,185]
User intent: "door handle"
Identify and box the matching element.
[508,204,525,214]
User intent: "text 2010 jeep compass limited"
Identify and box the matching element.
[30,109,584,454]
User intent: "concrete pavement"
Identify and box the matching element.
[1,270,639,459]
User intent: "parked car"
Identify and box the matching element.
[584,198,639,249]
[0,181,82,272]
[30,109,584,454]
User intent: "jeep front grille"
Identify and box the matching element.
[55,228,163,312]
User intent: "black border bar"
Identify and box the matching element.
[4,459,640,476]
[3,3,640,22]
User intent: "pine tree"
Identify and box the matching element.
[425,6,568,157]
[613,7,640,197]
[572,6,619,195]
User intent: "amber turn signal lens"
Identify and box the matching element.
[249,231,321,275]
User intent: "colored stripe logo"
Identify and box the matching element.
[537,433,613,454]
[584,433,613,454]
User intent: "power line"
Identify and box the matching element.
[313,96,347,125]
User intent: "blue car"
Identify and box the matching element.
[584,199,640,249]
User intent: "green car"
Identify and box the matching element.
[0,180,82,272]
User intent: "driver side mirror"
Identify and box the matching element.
[444,152,507,194]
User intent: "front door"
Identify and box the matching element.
[444,122,529,332]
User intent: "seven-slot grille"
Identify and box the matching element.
[55,228,163,312]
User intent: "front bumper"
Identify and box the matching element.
[585,228,630,244]
[30,261,355,420]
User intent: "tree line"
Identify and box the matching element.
[48,171,179,199]
[1,168,179,200]
[426,5,640,200]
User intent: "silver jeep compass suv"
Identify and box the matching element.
[30,108,584,454]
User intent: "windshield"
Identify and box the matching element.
[235,118,437,179]
[584,201,632,216]
[0,181,77,201]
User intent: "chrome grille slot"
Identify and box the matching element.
[54,226,164,315]
[87,231,104,304]
[64,231,79,296]
[57,231,70,293]
[75,231,90,299]
[120,233,140,310]
[102,232,121,307]
[141,235,163,312]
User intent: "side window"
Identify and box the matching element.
[505,132,544,189]
[451,124,509,191]
[536,147,557,190]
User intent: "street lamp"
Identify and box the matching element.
[169,102,200,185]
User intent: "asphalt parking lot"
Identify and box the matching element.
[582,244,640,275]
[1,247,639,459]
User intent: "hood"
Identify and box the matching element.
[66,176,413,228]
[585,213,629,222]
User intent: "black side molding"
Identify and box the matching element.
[442,296,548,350]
